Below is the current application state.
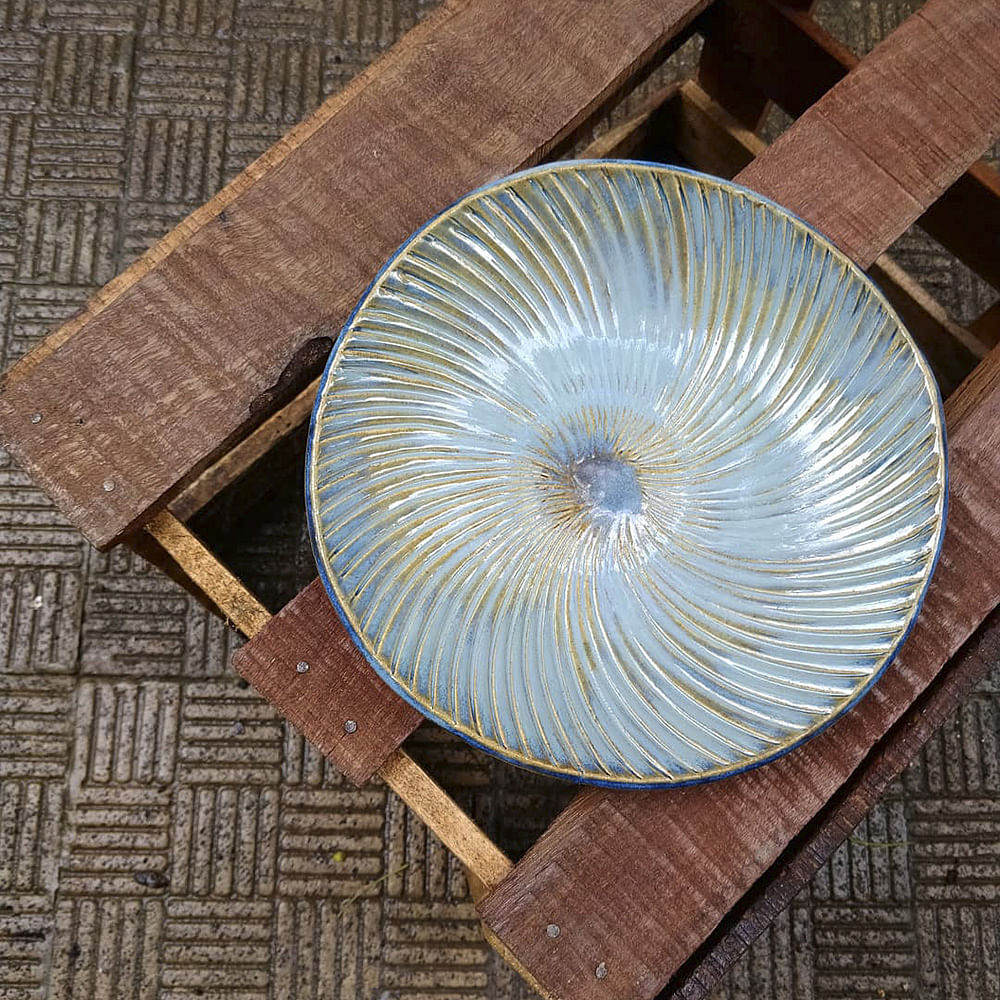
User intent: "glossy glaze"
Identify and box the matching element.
[307,161,947,786]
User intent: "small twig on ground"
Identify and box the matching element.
[339,864,410,911]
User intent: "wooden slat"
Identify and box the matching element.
[666,605,1000,999]
[696,0,817,130]
[146,510,272,637]
[0,0,710,551]
[146,510,512,886]
[169,376,320,522]
[479,343,1000,1000]
[735,0,1000,270]
[698,0,1000,289]
[380,749,513,893]
[659,80,985,394]
[230,578,422,785]
[660,77,765,170]
[698,0,851,128]
[478,3,1000,997]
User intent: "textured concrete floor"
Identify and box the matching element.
[2,1,1000,998]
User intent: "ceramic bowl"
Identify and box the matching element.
[307,161,946,787]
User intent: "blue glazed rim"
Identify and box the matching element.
[304,159,949,789]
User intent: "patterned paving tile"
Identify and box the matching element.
[0,1,999,999]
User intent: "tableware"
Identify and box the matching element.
[307,161,947,787]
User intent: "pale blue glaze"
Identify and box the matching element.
[307,161,947,787]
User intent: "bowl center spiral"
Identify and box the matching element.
[308,161,947,787]
[571,453,641,516]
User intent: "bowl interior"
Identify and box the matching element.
[307,161,946,787]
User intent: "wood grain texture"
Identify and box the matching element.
[230,578,422,785]
[736,0,1000,270]
[699,0,1000,289]
[479,344,1000,999]
[0,0,710,551]
[665,605,1000,999]
[662,81,983,394]
[168,377,320,522]
[477,3,1000,996]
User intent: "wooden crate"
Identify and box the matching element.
[2,1,1000,997]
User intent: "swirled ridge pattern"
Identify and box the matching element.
[308,162,946,787]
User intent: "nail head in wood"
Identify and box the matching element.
[102,480,115,492]
[344,719,358,734]
[296,660,309,673]
[546,924,560,939]
[595,962,608,980]
[29,413,41,424]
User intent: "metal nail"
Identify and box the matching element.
[546,924,560,939]
[595,962,608,980]
[296,660,309,673]
[30,413,42,424]
[102,480,115,492]
[344,720,358,734]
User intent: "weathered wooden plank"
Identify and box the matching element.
[665,606,1000,999]
[0,0,710,551]
[230,578,422,785]
[145,510,511,884]
[735,0,1000,270]
[479,343,1000,999]
[477,3,1000,997]
[657,80,984,393]
[168,376,320,522]
[146,510,271,637]
[698,0,1000,289]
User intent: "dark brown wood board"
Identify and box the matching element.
[698,0,1000,289]
[696,0,821,130]
[231,578,422,785]
[0,0,710,551]
[665,605,1000,999]
[477,2,1000,996]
